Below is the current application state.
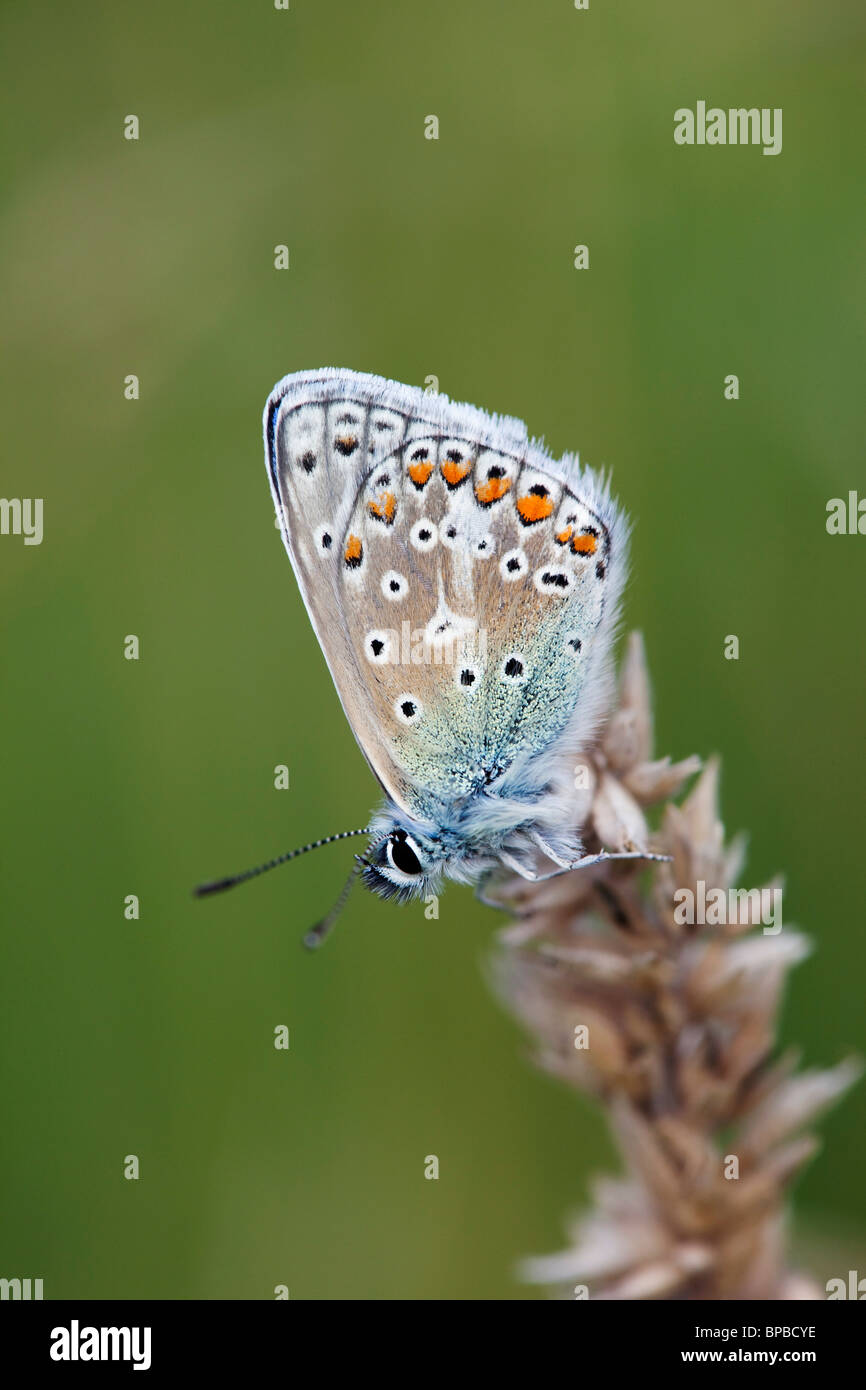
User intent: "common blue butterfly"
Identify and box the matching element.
[197,370,668,943]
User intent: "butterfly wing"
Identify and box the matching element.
[265,370,422,813]
[265,370,625,825]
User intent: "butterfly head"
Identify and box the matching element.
[359,823,444,903]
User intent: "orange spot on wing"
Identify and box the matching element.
[556,526,573,545]
[475,476,512,505]
[440,459,472,487]
[344,534,363,566]
[407,460,433,487]
[517,493,555,524]
[571,531,597,555]
[368,491,396,524]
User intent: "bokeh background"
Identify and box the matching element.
[1,0,864,1299]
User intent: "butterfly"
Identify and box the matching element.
[196,369,668,943]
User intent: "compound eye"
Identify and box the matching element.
[386,830,423,877]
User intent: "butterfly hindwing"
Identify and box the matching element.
[339,425,617,814]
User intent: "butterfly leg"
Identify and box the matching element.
[528,832,575,869]
[475,876,511,911]
[499,850,545,881]
[530,832,672,877]
[501,844,628,883]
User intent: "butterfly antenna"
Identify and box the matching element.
[193,828,371,898]
[303,861,363,951]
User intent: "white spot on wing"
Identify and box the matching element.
[381,570,408,601]
[394,693,422,725]
[500,652,528,684]
[455,663,481,691]
[366,630,393,664]
[500,548,528,581]
[533,565,572,595]
[410,518,438,551]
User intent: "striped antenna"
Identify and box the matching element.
[302,862,365,950]
[193,827,371,899]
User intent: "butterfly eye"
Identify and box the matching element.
[386,831,423,877]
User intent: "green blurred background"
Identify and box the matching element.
[1,0,864,1299]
